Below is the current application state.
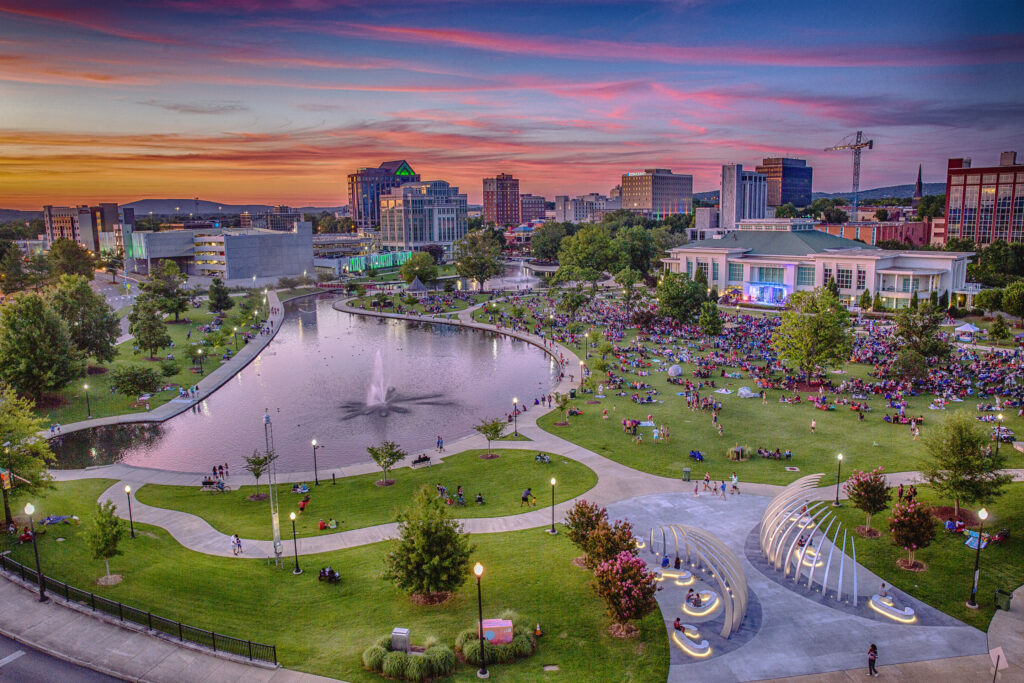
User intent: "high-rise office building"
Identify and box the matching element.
[721,164,767,230]
[483,173,520,227]
[379,180,468,257]
[620,169,692,217]
[43,202,134,252]
[944,151,1024,245]
[519,194,546,222]
[347,160,419,233]
[755,158,813,207]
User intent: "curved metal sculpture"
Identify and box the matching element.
[647,524,747,638]
[758,474,859,604]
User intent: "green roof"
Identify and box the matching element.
[678,230,879,256]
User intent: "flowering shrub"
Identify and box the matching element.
[889,499,936,565]
[563,500,607,551]
[844,467,891,531]
[583,518,637,569]
[592,551,658,626]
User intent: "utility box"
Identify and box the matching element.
[480,619,513,644]
[996,589,1013,611]
[391,627,410,653]
[682,467,691,482]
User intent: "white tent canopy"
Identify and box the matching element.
[955,323,980,333]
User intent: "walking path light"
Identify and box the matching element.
[474,562,488,678]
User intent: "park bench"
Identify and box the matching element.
[682,591,719,617]
[411,454,431,468]
[200,483,231,493]
[671,624,710,656]
[870,594,916,623]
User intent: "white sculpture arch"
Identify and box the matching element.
[647,524,748,638]
[758,474,859,604]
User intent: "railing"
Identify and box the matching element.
[0,554,277,665]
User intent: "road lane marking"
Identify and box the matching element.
[0,650,25,667]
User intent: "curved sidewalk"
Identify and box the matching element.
[46,290,291,437]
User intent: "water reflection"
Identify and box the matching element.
[51,293,557,473]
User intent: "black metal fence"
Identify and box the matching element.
[0,554,277,664]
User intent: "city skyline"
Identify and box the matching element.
[1,0,1022,209]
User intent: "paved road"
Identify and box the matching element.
[0,632,118,682]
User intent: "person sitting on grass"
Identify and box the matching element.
[475,492,485,505]
[327,517,338,529]
[318,518,326,531]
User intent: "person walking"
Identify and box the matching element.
[521,487,532,507]
[720,481,727,500]
[867,643,878,676]
[731,472,740,495]
[810,418,817,434]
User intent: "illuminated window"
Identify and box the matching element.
[796,266,815,286]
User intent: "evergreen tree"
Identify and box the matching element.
[48,238,95,280]
[859,289,872,309]
[697,300,723,337]
[873,291,884,311]
[826,276,840,298]
[990,314,1010,340]
[145,259,189,321]
[382,486,475,600]
[45,274,119,362]
[207,277,234,313]
[929,290,939,306]
[938,290,949,309]
[909,291,919,310]
[128,295,172,359]
[0,292,83,400]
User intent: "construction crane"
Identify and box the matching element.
[825,131,873,220]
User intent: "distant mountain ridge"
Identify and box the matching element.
[124,199,345,215]
[694,182,945,205]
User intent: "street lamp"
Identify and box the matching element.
[289,512,302,575]
[23,503,47,602]
[512,397,518,437]
[124,485,135,538]
[83,384,91,418]
[311,439,320,486]
[584,332,590,359]
[996,413,1004,456]
[967,508,989,608]
[833,453,844,506]
[197,348,204,372]
[233,326,239,350]
[549,478,557,535]
[473,562,488,679]
[579,360,585,388]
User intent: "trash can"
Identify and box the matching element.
[996,588,1013,611]
[682,467,691,482]
[570,389,576,398]
[391,627,410,653]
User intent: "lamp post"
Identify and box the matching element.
[233,326,238,350]
[833,453,843,506]
[579,360,585,388]
[512,397,518,437]
[24,503,47,602]
[996,413,1004,456]
[967,508,989,609]
[197,348,204,372]
[584,332,589,359]
[289,512,302,575]
[549,478,557,535]
[124,485,135,538]
[83,384,91,418]
[473,562,488,679]
[311,439,320,486]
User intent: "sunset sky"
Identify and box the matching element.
[1,0,1022,209]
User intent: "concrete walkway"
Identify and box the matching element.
[47,290,290,436]
[0,576,337,683]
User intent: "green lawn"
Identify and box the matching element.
[135,449,598,540]
[536,353,1024,486]
[830,483,1024,630]
[3,480,667,683]
[41,300,262,425]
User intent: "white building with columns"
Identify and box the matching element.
[662,221,973,308]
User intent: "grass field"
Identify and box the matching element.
[41,300,264,425]
[536,357,1024,485]
[3,480,668,683]
[830,483,1024,630]
[135,449,598,540]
